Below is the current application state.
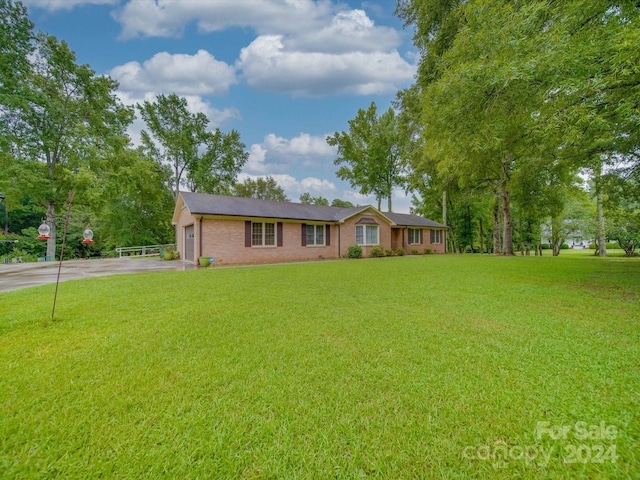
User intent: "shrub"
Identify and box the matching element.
[410,248,420,255]
[589,242,621,250]
[385,248,394,257]
[396,247,405,256]
[9,248,37,263]
[424,248,432,255]
[347,245,362,259]
[541,244,550,249]
[561,243,570,249]
[369,245,386,258]
[163,245,176,260]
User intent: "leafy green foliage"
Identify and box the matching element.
[1,16,133,259]
[299,192,329,205]
[369,244,386,257]
[0,0,34,116]
[138,94,247,202]
[327,102,407,212]
[233,176,289,201]
[346,244,362,258]
[330,198,355,208]
[604,173,640,256]
[397,0,640,257]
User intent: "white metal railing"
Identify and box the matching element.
[115,244,175,258]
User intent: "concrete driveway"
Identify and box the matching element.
[0,258,197,293]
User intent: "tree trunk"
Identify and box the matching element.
[595,166,607,257]
[502,185,514,255]
[501,156,514,256]
[493,187,502,255]
[442,190,447,253]
[551,215,563,256]
[479,217,485,254]
[46,202,56,260]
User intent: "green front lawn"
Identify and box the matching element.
[1,255,638,479]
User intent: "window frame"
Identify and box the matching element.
[430,229,442,245]
[252,221,276,247]
[356,224,380,246]
[305,224,325,247]
[408,228,422,245]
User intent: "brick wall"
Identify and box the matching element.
[199,219,339,265]
[174,207,447,264]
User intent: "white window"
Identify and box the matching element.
[356,224,379,246]
[252,222,276,246]
[306,225,325,246]
[408,228,422,244]
[430,229,442,244]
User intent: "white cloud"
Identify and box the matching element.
[23,0,118,10]
[110,50,237,96]
[111,2,414,97]
[287,10,400,54]
[245,132,336,175]
[246,144,268,174]
[113,0,333,40]
[109,50,239,142]
[238,35,415,96]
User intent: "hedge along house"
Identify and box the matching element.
[172,192,448,265]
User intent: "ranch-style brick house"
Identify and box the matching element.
[172,192,448,265]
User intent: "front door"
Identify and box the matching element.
[185,225,195,262]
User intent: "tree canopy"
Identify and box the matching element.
[233,176,289,202]
[327,102,407,212]
[138,94,248,203]
[395,0,640,255]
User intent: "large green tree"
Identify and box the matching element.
[233,176,289,202]
[2,26,132,259]
[397,0,639,256]
[94,149,174,249]
[299,192,329,206]
[0,0,33,109]
[327,102,407,212]
[138,94,247,203]
[185,128,248,195]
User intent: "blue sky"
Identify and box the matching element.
[23,0,418,212]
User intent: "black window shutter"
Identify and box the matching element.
[245,221,251,247]
[326,225,330,246]
[420,229,423,244]
[277,222,283,247]
[301,224,307,246]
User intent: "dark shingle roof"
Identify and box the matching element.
[179,192,446,228]
[384,211,447,228]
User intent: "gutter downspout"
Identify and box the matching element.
[199,216,203,258]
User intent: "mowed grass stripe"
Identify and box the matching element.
[1,255,638,478]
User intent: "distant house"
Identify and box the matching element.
[172,192,447,264]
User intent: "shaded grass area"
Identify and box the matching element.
[1,255,638,479]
